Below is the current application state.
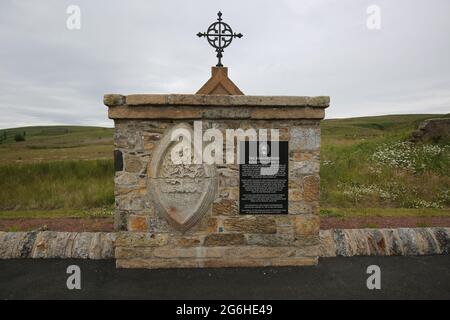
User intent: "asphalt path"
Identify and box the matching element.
[0,256,449,300]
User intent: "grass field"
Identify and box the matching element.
[0,114,449,220]
[321,114,450,210]
[0,126,113,163]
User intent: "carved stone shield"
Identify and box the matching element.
[149,123,217,232]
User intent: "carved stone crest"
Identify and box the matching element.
[149,123,217,232]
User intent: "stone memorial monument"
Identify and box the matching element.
[104,12,330,269]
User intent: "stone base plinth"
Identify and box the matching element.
[115,230,319,269]
[116,257,317,269]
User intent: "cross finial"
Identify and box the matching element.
[197,11,243,67]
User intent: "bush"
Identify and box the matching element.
[14,133,25,142]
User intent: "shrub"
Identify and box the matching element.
[14,133,25,142]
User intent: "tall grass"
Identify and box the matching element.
[320,131,450,209]
[0,160,114,210]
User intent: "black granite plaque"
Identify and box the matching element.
[239,141,288,214]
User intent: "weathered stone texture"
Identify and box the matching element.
[109,106,326,120]
[105,94,330,108]
[319,230,336,258]
[320,228,450,257]
[106,96,326,268]
[1,228,449,261]
[128,215,149,232]
[116,256,318,269]
[293,215,320,236]
[223,217,277,234]
[115,232,169,248]
[289,126,321,151]
[0,231,116,259]
[204,233,245,246]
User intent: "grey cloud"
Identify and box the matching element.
[0,0,449,128]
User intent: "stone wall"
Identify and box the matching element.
[1,228,449,260]
[106,94,328,269]
[0,231,115,259]
[320,228,450,257]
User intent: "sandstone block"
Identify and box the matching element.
[270,257,318,267]
[115,232,169,247]
[116,247,154,259]
[293,215,319,236]
[212,199,238,216]
[223,246,296,259]
[289,189,304,202]
[289,159,320,176]
[117,258,200,269]
[288,201,319,215]
[170,236,203,247]
[245,234,294,247]
[124,154,144,173]
[319,230,336,257]
[215,187,239,202]
[290,127,320,151]
[104,94,125,106]
[204,233,246,246]
[201,258,270,268]
[223,217,277,234]
[128,215,149,232]
[114,210,129,231]
[153,247,225,259]
[302,176,320,202]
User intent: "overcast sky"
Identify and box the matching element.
[1,0,449,129]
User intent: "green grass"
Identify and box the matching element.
[0,126,114,163]
[0,160,115,211]
[320,114,450,210]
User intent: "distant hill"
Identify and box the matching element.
[0,126,114,163]
[0,114,448,163]
[322,114,449,145]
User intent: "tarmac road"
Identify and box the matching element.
[0,256,449,300]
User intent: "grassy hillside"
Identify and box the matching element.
[321,114,449,211]
[0,115,448,217]
[0,126,113,163]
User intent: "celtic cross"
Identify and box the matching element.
[197,11,243,67]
